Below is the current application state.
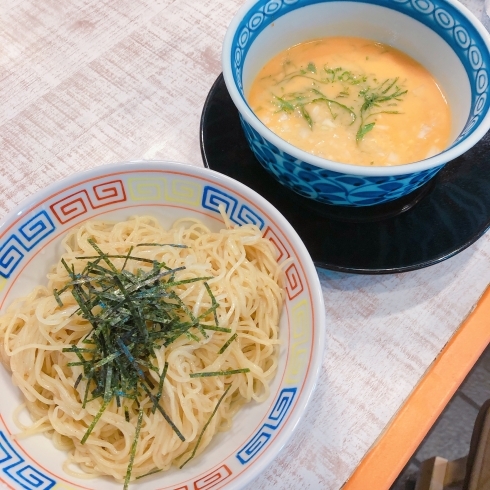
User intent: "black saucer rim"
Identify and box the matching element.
[199,73,490,275]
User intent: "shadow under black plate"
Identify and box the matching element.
[200,74,490,274]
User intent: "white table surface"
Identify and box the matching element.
[0,0,488,489]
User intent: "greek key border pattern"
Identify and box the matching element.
[0,211,56,279]
[236,387,297,464]
[0,432,56,490]
[50,180,126,224]
[202,186,265,229]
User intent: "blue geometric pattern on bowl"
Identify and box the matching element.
[236,387,297,464]
[230,0,490,206]
[0,431,56,490]
[202,185,266,228]
[241,117,444,206]
[0,210,56,279]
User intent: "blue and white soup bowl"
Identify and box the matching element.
[222,0,490,207]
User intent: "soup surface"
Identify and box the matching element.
[248,37,451,167]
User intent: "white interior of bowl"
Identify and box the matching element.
[242,1,470,146]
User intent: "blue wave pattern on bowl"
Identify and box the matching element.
[241,115,443,205]
[231,0,490,206]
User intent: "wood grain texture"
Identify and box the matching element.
[0,0,487,489]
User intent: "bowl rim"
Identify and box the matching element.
[222,0,490,177]
[0,159,327,490]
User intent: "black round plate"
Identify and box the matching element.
[200,74,490,274]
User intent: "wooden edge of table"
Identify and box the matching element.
[342,283,490,490]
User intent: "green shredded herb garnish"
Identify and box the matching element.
[203,282,219,326]
[80,398,110,444]
[123,409,144,490]
[152,362,169,414]
[56,240,249,488]
[356,122,376,142]
[271,64,407,142]
[190,368,250,378]
[53,289,63,307]
[74,373,83,390]
[272,88,356,129]
[218,333,238,354]
[200,325,232,333]
[136,468,163,480]
[179,385,232,469]
[306,61,317,73]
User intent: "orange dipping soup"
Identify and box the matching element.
[248,37,451,167]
